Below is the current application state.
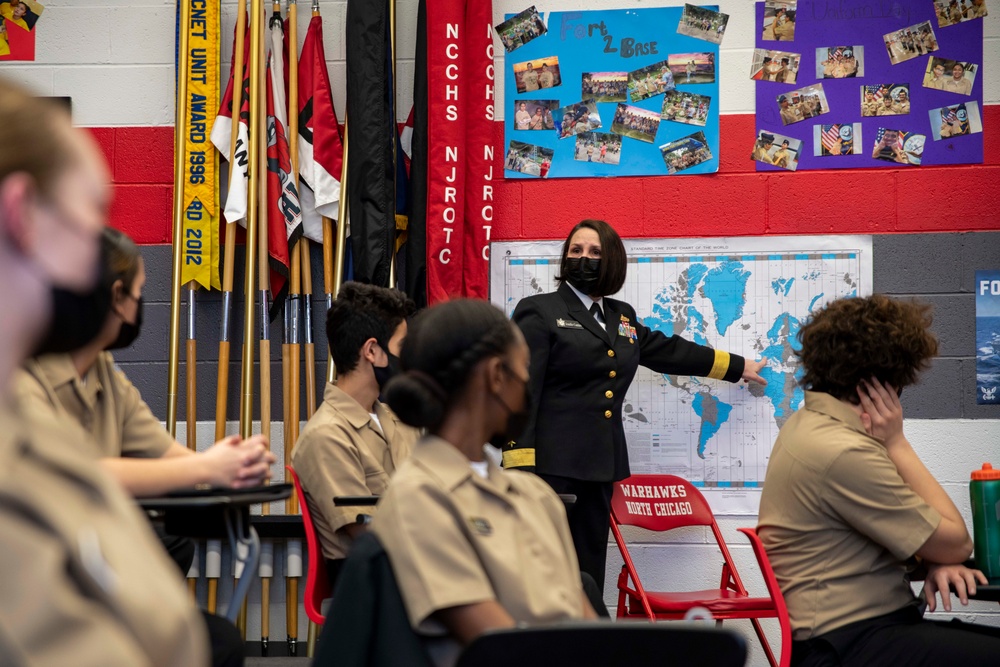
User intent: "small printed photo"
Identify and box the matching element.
[814,123,863,156]
[930,101,982,140]
[0,19,8,57]
[574,132,623,165]
[861,84,911,117]
[512,57,561,94]
[1,0,44,31]
[923,57,977,95]
[504,140,555,178]
[667,52,716,84]
[512,99,558,131]
[495,6,547,53]
[751,130,802,171]
[611,103,661,144]
[677,4,730,45]
[553,100,601,139]
[582,71,628,103]
[750,49,802,84]
[935,0,988,27]
[816,46,864,78]
[777,84,829,126]
[661,90,711,126]
[883,22,938,65]
[871,128,925,165]
[659,131,713,174]
[627,61,674,103]
[761,0,797,42]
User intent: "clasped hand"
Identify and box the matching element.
[203,434,276,489]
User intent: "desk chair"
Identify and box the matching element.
[285,465,331,625]
[610,474,790,667]
[455,623,746,667]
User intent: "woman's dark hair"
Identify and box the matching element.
[555,219,627,296]
[102,227,142,293]
[326,282,416,374]
[384,299,516,430]
[797,294,938,403]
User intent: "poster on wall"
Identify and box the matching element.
[753,0,984,172]
[502,6,720,179]
[977,270,1000,405]
[0,0,44,61]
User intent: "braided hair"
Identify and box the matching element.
[384,299,516,430]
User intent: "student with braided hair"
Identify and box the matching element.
[372,299,597,667]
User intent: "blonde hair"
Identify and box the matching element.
[0,78,77,197]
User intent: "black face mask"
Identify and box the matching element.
[107,295,143,350]
[488,364,533,450]
[564,257,601,295]
[373,351,402,392]
[33,248,112,356]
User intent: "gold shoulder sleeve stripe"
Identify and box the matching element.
[707,350,731,381]
[502,448,536,468]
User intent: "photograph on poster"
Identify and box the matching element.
[936,0,988,27]
[574,132,623,165]
[659,131,713,174]
[668,52,715,84]
[871,128,924,165]
[777,84,828,125]
[676,4,729,45]
[0,19,8,56]
[751,130,801,171]
[514,99,558,130]
[883,22,939,65]
[930,101,982,140]
[512,57,562,93]
[554,100,602,139]
[611,103,661,143]
[661,90,711,126]
[814,123,862,156]
[761,0,796,42]
[861,84,910,117]
[816,46,864,78]
[975,269,1000,405]
[504,140,554,178]
[923,57,977,94]
[1,0,43,31]
[750,49,801,83]
[627,61,674,103]
[583,71,628,103]
[495,6,547,53]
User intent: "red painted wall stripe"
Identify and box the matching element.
[93,106,1000,245]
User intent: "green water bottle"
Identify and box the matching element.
[970,463,1000,582]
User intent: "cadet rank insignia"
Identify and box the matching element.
[618,315,637,343]
[469,517,493,535]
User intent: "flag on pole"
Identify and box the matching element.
[404,0,428,307]
[210,16,251,225]
[821,124,841,153]
[297,14,344,243]
[264,12,303,318]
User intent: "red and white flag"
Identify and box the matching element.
[210,16,251,224]
[297,15,344,243]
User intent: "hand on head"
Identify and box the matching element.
[856,377,904,447]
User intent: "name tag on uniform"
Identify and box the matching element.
[556,318,584,329]
[468,517,493,536]
[618,314,638,343]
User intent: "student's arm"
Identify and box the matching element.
[857,379,973,564]
[434,602,516,645]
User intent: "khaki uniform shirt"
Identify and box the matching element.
[752,144,774,163]
[20,353,173,459]
[876,102,898,116]
[292,382,418,560]
[758,391,940,640]
[943,76,972,95]
[372,436,584,652]
[780,106,799,125]
[0,394,208,666]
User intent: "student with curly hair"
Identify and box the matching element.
[758,294,1000,666]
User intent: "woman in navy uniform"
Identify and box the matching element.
[504,220,766,589]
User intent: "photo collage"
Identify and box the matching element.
[0,0,44,59]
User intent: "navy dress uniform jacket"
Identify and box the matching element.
[506,282,745,483]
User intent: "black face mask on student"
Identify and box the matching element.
[488,364,533,450]
[373,352,402,392]
[106,295,143,351]
[564,257,601,295]
[33,246,112,356]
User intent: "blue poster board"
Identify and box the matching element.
[503,7,721,179]
[976,270,1000,405]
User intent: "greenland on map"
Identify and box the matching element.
[490,235,873,514]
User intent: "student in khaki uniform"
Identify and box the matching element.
[771,139,792,168]
[520,62,539,92]
[924,63,947,90]
[374,299,598,666]
[758,295,1000,666]
[0,76,209,667]
[292,281,418,586]
[751,132,776,164]
[943,63,973,95]
[779,96,799,125]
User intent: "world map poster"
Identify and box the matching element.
[491,235,873,513]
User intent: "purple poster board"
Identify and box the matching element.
[754,0,983,171]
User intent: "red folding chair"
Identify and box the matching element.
[610,474,791,667]
[286,464,331,625]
